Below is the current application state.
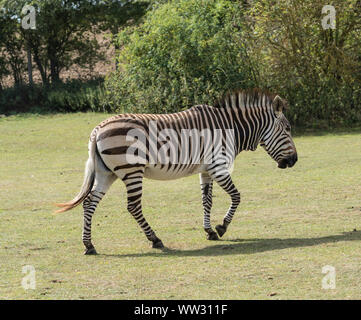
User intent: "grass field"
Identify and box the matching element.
[0,113,361,300]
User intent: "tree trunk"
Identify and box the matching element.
[114,42,120,71]
[50,58,60,83]
[10,62,23,87]
[27,46,33,87]
[32,47,48,86]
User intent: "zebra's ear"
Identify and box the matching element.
[272,95,288,115]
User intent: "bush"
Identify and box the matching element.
[0,79,110,114]
[45,80,109,112]
[106,0,258,113]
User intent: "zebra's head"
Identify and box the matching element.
[260,95,298,169]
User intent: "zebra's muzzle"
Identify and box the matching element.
[278,153,298,169]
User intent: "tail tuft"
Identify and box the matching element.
[54,199,87,213]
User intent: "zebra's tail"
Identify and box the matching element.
[55,137,97,213]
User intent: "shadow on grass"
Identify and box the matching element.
[98,230,361,258]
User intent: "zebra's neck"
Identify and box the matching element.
[214,90,275,154]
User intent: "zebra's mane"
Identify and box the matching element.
[213,88,277,110]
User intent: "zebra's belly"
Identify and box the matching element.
[144,163,206,180]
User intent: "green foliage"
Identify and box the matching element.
[45,80,109,112]
[248,0,361,127]
[106,0,258,113]
[96,0,149,36]
[0,8,26,85]
[0,79,109,114]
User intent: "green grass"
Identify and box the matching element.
[0,113,361,300]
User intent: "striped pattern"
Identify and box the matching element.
[56,89,297,253]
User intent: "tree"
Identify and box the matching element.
[1,1,99,84]
[95,0,149,69]
[0,9,26,86]
[0,0,151,85]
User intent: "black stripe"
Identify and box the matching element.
[101,146,129,155]
[122,170,144,181]
[114,163,145,171]
[97,127,130,141]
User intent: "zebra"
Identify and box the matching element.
[56,89,298,254]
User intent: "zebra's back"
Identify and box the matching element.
[93,106,229,181]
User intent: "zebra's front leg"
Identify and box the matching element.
[199,173,218,240]
[123,172,164,249]
[208,167,241,238]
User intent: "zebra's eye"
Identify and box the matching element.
[285,125,291,132]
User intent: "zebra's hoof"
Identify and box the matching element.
[84,247,97,255]
[152,239,164,249]
[207,231,219,241]
[215,224,227,237]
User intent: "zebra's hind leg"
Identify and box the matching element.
[199,173,218,240]
[208,167,241,238]
[122,170,164,249]
[83,172,116,255]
